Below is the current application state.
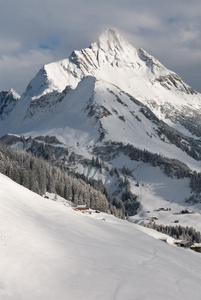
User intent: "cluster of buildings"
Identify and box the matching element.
[174,240,201,253]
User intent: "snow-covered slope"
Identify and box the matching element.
[1,172,201,300]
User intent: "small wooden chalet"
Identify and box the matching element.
[190,244,201,253]
[174,240,192,248]
[180,240,192,248]
[75,205,88,211]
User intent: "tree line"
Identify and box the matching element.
[145,222,201,243]
[93,141,192,179]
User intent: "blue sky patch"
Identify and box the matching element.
[168,18,176,25]
[39,44,50,50]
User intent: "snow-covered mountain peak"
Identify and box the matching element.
[7,88,20,99]
[92,28,130,53]
[1,28,201,148]
[22,29,137,102]
[18,28,197,106]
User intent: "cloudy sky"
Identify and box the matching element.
[1,0,201,95]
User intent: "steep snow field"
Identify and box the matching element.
[1,173,201,300]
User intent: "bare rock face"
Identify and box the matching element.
[0,88,20,119]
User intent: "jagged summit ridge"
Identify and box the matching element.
[69,27,135,76]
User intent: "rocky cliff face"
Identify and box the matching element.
[0,88,20,120]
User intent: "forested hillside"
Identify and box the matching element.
[0,143,111,212]
[0,143,137,217]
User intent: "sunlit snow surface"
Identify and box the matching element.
[1,173,201,300]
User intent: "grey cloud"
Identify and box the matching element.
[0,0,201,94]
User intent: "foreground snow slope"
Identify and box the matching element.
[1,173,201,300]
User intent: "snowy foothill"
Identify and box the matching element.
[1,173,201,300]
